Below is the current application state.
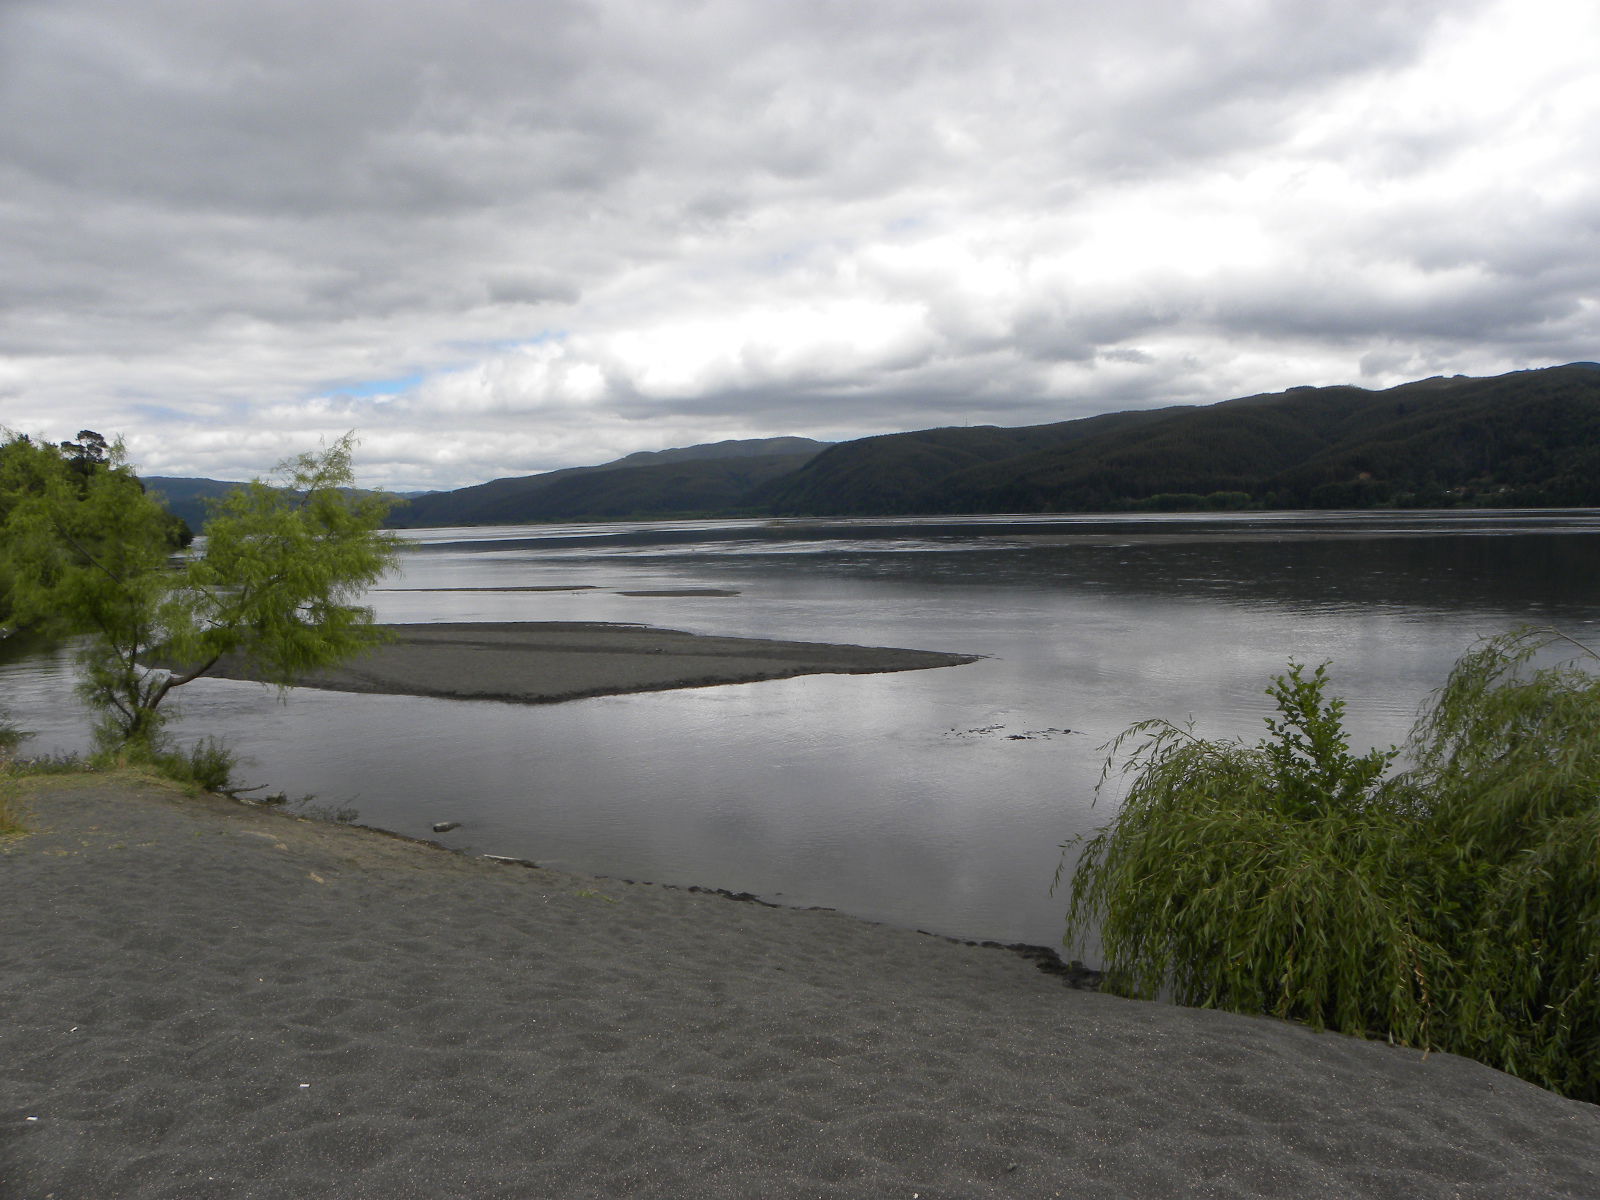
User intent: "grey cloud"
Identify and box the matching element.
[484,271,581,307]
[1368,189,1600,285]
[1,0,1595,488]
[0,0,604,214]
[1232,284,1570,344]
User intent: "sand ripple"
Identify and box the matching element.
[4,776,1598,1199]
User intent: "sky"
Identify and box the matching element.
[2,0,1597,492]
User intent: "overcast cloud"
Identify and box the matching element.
[2,0,1597,489]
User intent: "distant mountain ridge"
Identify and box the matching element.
[146,437,833,531]
[606,436,828,470]
[761,363,1600,515]
[143,477,251,531]
[144,477,427,532]
[388,436,832,527]
[146,365,1600,529]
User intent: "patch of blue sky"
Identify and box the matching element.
[324,372,426,399]
[444,329,568,355]
[320,333,566,400]
[885,214,928,236]
[128,403,196,423]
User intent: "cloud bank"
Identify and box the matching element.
[2,0,1596,489]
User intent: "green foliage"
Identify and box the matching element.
[1059,668,1424,1039]
[0,770,19,836]
[169,438,397,687]
[9,753,89,776]
[0,433,179,635]
[1257,663,1396,817]
[1060,630,1600,1101]
[0,431,397,751]
[144,736,240,795]
[0,706,25,759]
[1398,631,1600,1095]
[0,709,24,836]
[1,434,184,746]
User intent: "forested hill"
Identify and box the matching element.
[386,436,829,527]
[144,365,1600,528]
[145,477,422,533]
[760,364,1600,515]
[143,477,254,531]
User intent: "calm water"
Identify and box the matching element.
[8,509,1600,957]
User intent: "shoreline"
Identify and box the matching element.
[196,621,980,705]
[5,774,1599,1198]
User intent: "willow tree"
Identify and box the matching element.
[0,431,396,753]
[1060,631,1600,1101]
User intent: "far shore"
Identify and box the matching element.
[196,621,980,704]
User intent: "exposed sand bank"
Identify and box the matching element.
[4,775,1598,1199]
[197,621,979,705]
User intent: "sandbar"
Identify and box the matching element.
[197,621,979,704]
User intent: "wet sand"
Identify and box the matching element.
[198,622,980,705]
[4,775,1599,1199]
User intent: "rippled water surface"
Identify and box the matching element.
[8,509,1600,953]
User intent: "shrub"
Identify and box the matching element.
[89,732,240,795]
[11,753,88,776]
[0,771,18,837]
[0,762,20,837]
[154,736,241,795]
[0,710,27,835]
[1059,630,1600,1101]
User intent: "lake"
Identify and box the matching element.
[7,509,1600,958]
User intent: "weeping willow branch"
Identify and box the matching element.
[1059,631,1600,1102]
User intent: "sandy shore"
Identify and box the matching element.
[197,622,978,704]
[4,776,1598,1199]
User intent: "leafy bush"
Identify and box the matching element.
[11,753,88,776]
[0,763,19,838]
[0,716,24,759]
[1060,630,1600,1101]
[153,736,240,794]
[0,709,27,835]
[85,732,240,795]
[0,771,18,837]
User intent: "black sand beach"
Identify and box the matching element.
[197,622,980,704]
[5,775,1599,1199]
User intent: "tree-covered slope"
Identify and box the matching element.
[765,365,1600,515]
[389,438,827,526]
[758,407,1183,515]
[1259,367,1600,507]
[143,478,252,531]
[147,477,416,532]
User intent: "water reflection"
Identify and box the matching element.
[6,510,1600,954]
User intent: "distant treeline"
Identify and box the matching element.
[149,364,1600,529]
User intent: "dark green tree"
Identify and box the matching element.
[1,431,396,753]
